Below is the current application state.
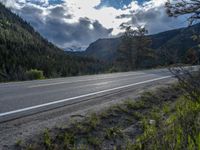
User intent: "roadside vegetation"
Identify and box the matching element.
[15,66,200,150]
[3,0,200,149]
[130,68,200,150]
[25,69,45,80]
[0,3,107,82]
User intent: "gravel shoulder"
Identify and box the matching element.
[0,78,176,150]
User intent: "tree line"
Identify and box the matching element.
[1,1,200,82]
[0,3,107,82]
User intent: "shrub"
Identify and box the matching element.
[87,113,100,129]
[43,129,52,149]
[25,69,45,80]
[87,136,101,147]
[105,127,123,140]
[107,67,119,73]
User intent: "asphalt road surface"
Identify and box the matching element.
[0,68,173,122]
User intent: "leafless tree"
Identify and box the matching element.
[166,0,200,102]
[169,65,200,102]
[166,0,200,25]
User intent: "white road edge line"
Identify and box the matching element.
[0,75,172,118]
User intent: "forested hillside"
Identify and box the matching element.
[80,24,200,65]
[1,1,200,82]
[0,3,106,82]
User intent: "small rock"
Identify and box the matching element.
[149,119,156,125]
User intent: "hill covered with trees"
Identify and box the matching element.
[0,3,105,82]
[79,23,200,67]
[1,1,200,82]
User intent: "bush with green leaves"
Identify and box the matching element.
[132,68,200,150]
[25,69,45,80]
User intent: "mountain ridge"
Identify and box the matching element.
[77,24,200,64]
[0,3,104,82]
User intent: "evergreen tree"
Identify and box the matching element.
[117,26,154,70]
[0,3,106,82]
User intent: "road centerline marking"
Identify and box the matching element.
[73,74,156,89]
[28,72,146,88]
[0,75,172,118]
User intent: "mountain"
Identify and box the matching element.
[83,37,122,62]
[1,2,199,82]
[80,24,200,64]
[64,46,87,52]
[0,3,104,82]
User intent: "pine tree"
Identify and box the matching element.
[117,26,154,70]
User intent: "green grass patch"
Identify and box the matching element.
[133,95,200,150]
[19,81,189,150]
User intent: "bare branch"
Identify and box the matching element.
[166,0,200,25]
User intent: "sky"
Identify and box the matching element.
[1,0,187,51]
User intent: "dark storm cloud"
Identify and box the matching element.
[9,3,112,50]
[49,5,73,19]
[118,5,187,34]
[42,15,112,47]
[1,0,188,51]
[15,4,44,29]
[132,6,186,34]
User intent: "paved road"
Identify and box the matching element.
[0,68,173,122]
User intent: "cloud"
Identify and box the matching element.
[0,0,188,50]
[2,1,113,50]
[130,6,187,34]
[117,0,187,34]
[43,16,113,48]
